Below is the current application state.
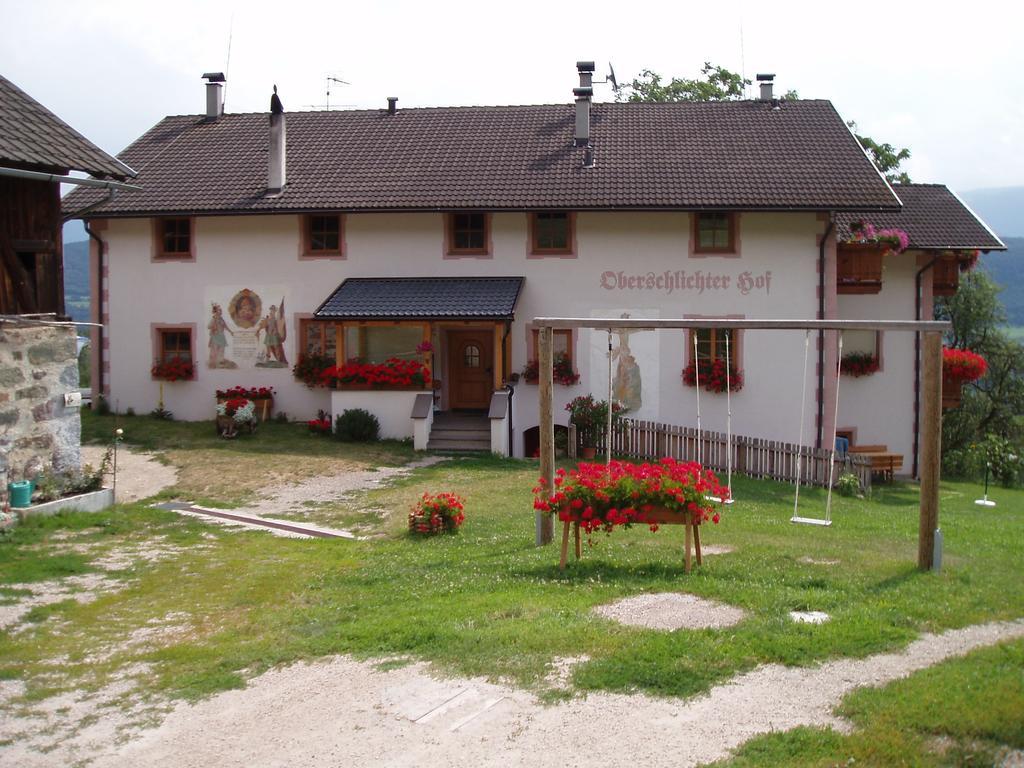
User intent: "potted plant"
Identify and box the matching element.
[840,351,880,377]
[682,359,743,392]
[565,394,625,459]
[942,347,987,409]
[408,491,466,536]
[293,353,334,388]
[837,220,910,295]
[216,397,257,437]
[522,353,580,385]
[215,386,275,421]
[151,358,194,382]
[307,409,332,435]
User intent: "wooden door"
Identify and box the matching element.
[448,330,493,410]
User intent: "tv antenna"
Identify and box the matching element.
[305,75,352,111]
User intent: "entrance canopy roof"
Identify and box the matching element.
[315,276,524,322]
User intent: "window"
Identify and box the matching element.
[155,217,192,260]
[343,325,424,364]
[691,328,737,367]
[530,212,574,255]
[303,214,343,257]
[531,328,573,364]
[300,319,337,359]
[446,212,490,255]
[160,329,191,361]
[693,212,737,254]
[151,325,195,380]
[464,344,481,367]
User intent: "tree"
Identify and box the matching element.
[847,122,912,184]
[935,269,1024,481]
[619,63,749,103]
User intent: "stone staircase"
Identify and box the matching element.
[427,412,490,452]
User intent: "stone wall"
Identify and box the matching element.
[0,323,81,504]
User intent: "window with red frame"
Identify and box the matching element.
[448,212,489,254]
[694,212,736,253]
[305,214,342,255]
[691,328,736,367]
[157,218,191,259]
[530,212,573,254]
[300,319,337,358]
[158,329,191,363]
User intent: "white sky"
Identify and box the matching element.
[2,0,1022,192]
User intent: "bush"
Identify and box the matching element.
[836,472,862,497]
[334,408,380,442]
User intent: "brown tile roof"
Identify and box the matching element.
[0,75,135,179]
[63,99,899,217]
[316,276,525,320]
[836,184,1005,250]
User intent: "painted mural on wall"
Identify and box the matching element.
[204,286,290,369]
[588,310,660,421]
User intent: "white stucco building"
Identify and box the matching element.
[63,65,1003,471]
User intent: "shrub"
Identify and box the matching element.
[408,492,465,536]
[836,472,862,497]
[94,395,111,416]
[335,408,380,442]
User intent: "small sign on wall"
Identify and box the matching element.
[203,285,290,370]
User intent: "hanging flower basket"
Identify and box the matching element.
[941,347,987,410]
[837,221,909,295]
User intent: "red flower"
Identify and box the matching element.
[409,491,467,536]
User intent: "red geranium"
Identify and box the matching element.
[841,352,880,377]
[408,492,466,536]
[682,359,742,393]
[942,347,987,382]
[215,385,275,399]
[532,457,727,537]
[322,358,432,389]
[151,358,194,382]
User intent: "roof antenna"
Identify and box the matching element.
[223,12,234,110]
[305,75,352,111]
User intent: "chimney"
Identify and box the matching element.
[268,85,286,195]
[202,72,225,120]
[574,61,595,149]
[757,73,775,102]
[387,96,398,115]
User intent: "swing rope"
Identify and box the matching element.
[724,330,734,502]
[693,332,702,467]
[791,330,811,520]
[606,329,613,466]
[823,333,844,523]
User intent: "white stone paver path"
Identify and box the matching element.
[86,619,1024,768]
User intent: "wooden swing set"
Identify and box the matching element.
[533,317,950,573]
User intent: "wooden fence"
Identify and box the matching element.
[570,418,872,492]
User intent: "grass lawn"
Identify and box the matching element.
[3,412,1022,762]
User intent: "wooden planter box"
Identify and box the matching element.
[334,383,427,391]
[942,374,963,410]
[557,506,705,574]
[837,243,886,294]
[933,257,960,297]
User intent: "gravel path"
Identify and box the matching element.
[81,445,178,503]
[86,619,1024,768]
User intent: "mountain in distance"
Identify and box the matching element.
[960,186,1024,238]
[981,237,1024,327]
[62,239,90,325]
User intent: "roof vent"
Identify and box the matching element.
[202,72,225,120]
[387,97,398,115]
[756,73,775,102]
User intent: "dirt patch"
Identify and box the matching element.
[0,573,114,632]
[594,592,747,631]
[81,446,177,503]
[30,618,1010,768]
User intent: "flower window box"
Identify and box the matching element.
[932,256,960,297]
[837,243,886,294]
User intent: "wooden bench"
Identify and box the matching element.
[849,445,903,481]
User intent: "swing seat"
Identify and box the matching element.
[790,516,833,526]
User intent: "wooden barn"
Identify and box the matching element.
[0,74,135,316]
